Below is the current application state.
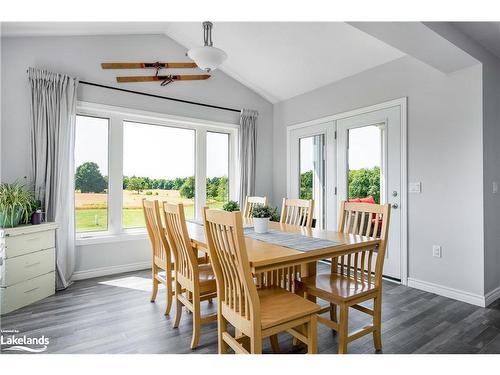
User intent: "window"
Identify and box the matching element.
[75,103,238,239]
[74,115,109,232]
[123,121,195,227]
[206,132,229,209]
[347,125,382,203]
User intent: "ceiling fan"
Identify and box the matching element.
[101,22,227,86]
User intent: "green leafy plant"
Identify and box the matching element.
[0,182,36,228]
[348,167,380,203]
[251,205,274,218]
[222,200,240,212]
[269,206,280,222]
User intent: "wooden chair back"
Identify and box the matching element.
[243,196,268,218]
[280,198,314,228]
[203,208,260,326]
[163,202,199,286]
[142,199,170,267]
[334,201,391,287]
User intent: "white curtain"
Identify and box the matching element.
[29,67,78,290]
[238,109,258,206]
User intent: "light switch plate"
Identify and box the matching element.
[493,181,498,194]
[409,182,421,193]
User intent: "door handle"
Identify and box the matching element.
[392,203,399,209]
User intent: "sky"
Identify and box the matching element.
[299,125,381,172]
[75,116,229,179]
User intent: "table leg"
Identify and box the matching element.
[300,261,317,303]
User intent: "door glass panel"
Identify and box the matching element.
[347,125,382,203]
[299,134,325,228]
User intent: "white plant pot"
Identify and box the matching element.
[253,217,270,234]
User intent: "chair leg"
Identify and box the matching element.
[164,271,173,315]
[270,335,281,353]
[330,303,337,322]
[250,332,262,354]
[373,294,382,351]
[150,266,159,302]
[307,314,318,354]
[173,284,183,328]
[190,292,202,349]
[218,310,229,354]
[338,304,349,354]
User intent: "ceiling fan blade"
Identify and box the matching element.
[102,62,198,69]
[116,74,210,83]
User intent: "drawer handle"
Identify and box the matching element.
[24,287,40,294]
[26,237,41,242]
[25,261,41,268]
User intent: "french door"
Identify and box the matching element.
[288,100,406,282]
[337,106,402,280]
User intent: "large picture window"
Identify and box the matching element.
[123,121,196,227]
[75,103,238,239]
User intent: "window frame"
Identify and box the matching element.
[75,101,239,244]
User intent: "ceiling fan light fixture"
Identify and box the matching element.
[188,21,227,72]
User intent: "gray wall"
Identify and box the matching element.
[273,56,485,296]
[0,34,273,275]
[424,23,500,296]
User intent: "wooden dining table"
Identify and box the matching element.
[186,218,381,295]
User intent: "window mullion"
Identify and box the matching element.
[108,115,124,234]
[195,128,207,220]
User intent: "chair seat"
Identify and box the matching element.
[299,273,378,302]
[258,287,321,330]
[198,263,216,290]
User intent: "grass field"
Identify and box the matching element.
[75,189,225,232]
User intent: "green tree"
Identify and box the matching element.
[300,170,313,200]
[348,167,380,203]
[217,176,228,202]
[179,176,195,199]
[127,176,145,194]
[75,162,107,193]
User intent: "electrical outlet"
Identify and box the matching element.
[432,245,442,258]
[493,181,498,194]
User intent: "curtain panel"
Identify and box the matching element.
[28,67,79,290]
[238,109,258,206]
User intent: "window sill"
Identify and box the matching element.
[76,230,148,246]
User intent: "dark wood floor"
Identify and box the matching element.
[2,266,500,354]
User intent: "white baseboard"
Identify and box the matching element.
[71,261,151,281]
[407,277,486,307]
[485,285,500,307]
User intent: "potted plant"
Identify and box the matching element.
[0,182,36,228]
[222,200,240,212]
[252,205,273,234]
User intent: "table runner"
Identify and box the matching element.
[243,228,342,252]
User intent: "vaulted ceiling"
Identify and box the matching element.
[2,22,405,103]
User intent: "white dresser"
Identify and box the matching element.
[0,222,57,315]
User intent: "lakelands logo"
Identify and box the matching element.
[0,329,49,353]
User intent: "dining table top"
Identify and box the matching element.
[186,218,380,272]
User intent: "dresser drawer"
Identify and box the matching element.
[4,230,55,258]
[1,248,55,287]
[0,271,55,315]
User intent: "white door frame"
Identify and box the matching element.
[286,97,408,285]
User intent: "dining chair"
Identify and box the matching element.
[280,198,315,228]
[243,196,268,218]
[142,199,174,315]
[162,202,217,349]
[297,201,391,354]
[203,207,321,354]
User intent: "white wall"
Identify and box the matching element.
[0,34,273,276]
[273,56,485,300]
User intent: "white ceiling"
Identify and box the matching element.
[1,22,405,103]
[164,22,405,102]
[452,22,500,60]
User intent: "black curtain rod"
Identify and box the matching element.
[79,80,241,113]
